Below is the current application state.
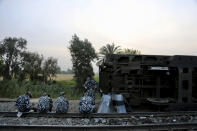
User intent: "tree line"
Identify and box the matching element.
[57,68,73,74]
[0,37,60,82]
[0,35,141,89]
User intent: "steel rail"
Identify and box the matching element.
[0,111,197,118]
[0,123,197,131]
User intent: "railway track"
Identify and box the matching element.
[0,123,197,131]
[0,111,197,118]
[0,112,197,131]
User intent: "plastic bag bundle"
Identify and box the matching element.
[112,94,127,113]
[97,94,112,113]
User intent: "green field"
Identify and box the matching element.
[0,74,100,99]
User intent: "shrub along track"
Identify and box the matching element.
[0,112,197,131]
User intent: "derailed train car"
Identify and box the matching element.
[99,54,197,110]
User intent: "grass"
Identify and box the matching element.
[56,80,76,87]
[94,75,99,82]
[53,74,74,81]
[0,80,83,99]
[0,74,100,100]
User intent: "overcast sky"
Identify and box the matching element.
[0,0,197,71]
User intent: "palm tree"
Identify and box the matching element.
[117,48,141,55]
[99,43,121,55]
[97,43,121,66]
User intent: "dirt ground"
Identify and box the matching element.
[0,98,101,112]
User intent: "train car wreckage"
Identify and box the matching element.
[99,54,197,111]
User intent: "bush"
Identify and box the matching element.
[56,80,76,87]
[0,79,101,100]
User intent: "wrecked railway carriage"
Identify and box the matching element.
[99,54,197,110]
